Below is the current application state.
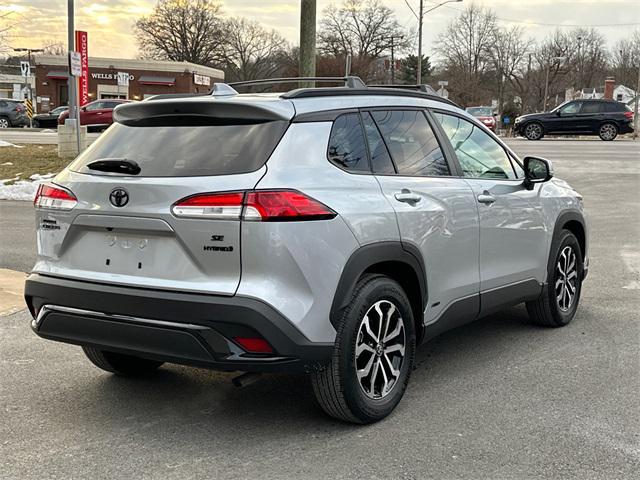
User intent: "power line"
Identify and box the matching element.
[403,0,419,21]
[423,0,640,28]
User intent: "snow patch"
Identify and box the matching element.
[1,161,13,165]
[0,140,24,148]
[0,173,56,201]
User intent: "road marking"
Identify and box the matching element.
[0,269,26,316]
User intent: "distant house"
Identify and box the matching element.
[574,84,636,104]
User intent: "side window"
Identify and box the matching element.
[370,110,450,177]
[327,113,369,172]
[581,102,602,114]
[362,112,395,174]
[85,102,103,111]
[432,112,517,180]
[559,102,581,115]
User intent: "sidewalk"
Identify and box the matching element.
[0,268,26,316]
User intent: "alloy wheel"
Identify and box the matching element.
[599,124,617,141]
[355,300,406,399]
[555,245,578,312]
[525,123,542,140]
[0,118,9,128]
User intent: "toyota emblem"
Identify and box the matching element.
[109,188,129,207]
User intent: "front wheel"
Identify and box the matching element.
[526,230,583,327]
[524,122,544,140]
[83,346,164,376]
[311,274,416,423]
[598,123,618,141]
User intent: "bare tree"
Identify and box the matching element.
[0,11,17,56]
[41,40,66,56]
[434,3,498,105]
[611,29,640,89]
[135,0,225,66]
[220,18,289,82]
[318,0,409,65]
[490,26,534,112]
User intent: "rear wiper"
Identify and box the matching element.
[86,158,141,175]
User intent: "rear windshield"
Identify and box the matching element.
[466,107,493,117]
[69,121,288,177]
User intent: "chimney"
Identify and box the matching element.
[604,77,615,100]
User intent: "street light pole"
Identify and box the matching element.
[414,0,462,85]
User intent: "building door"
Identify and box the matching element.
[58,82,69,106]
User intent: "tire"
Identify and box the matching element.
[526,230,583,327]
[32,120,39,128]
[598,122,618,141]
[524,122,544,140]
[82,346,164,376]
[0,117,9,129]
[311,274,416,423]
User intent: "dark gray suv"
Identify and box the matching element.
[0,99,29,128]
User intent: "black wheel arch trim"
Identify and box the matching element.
[549,209,587,274]
[329,241,427,330]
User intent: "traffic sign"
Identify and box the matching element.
[69,51,82,77]
[117,72,130,87]
[20,61,30,77]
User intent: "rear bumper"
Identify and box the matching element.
[25,274,333,373]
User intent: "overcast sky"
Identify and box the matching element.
[4,0,640,60]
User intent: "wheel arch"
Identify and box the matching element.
[330,242,427,342]
[550,210,587,270]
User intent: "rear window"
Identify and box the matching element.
[69,121,288,177]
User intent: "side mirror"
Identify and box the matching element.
[523,156,553,190]
[555,110,561,116]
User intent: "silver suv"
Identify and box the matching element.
[25,77,588,423]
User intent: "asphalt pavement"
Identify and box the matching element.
[0,139,639,479]
[0,129,100,145]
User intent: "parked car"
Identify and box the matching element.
[514,99,634,141]
[26,78,588,423]
[466,106,496,131]
[0,99,29,128]
[57,99,130,131]
[32,106,68,128]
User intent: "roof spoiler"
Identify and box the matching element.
[113,100,290,127]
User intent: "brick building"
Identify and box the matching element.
[34,55,224,111]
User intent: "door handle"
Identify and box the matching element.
[477,192,495,204]
[394,189,422,204]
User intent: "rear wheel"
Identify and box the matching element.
[598,123,618,141]
[526,230,583,327]
[82,346,164,376]
[524,122,544,140]
[311,274,416,423]
[0,117,9,128]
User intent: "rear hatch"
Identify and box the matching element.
[33,96,293,295]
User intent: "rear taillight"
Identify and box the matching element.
[171,192,244,219]
[172,190,336,221]
[34,184,77,210]
[14,104,25,112]
[624,111,634,120]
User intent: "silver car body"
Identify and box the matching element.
[27,89,588,367]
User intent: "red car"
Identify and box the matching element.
[466,106,497,132]
[58,99,130,132]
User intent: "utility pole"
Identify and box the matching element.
[413,0,462,85]
[389,36,404,84]
[67,0,77,120]
[299,0,316,88]
[634,64,639,140]
[417,0,423,85]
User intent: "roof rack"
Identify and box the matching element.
[371,84,438,94]
[227,76,367,89]
[281,86,459,108]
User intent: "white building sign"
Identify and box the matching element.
[194,74,211,86]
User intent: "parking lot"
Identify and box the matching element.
[1,138,638,479]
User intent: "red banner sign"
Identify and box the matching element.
[75,30,89,106]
